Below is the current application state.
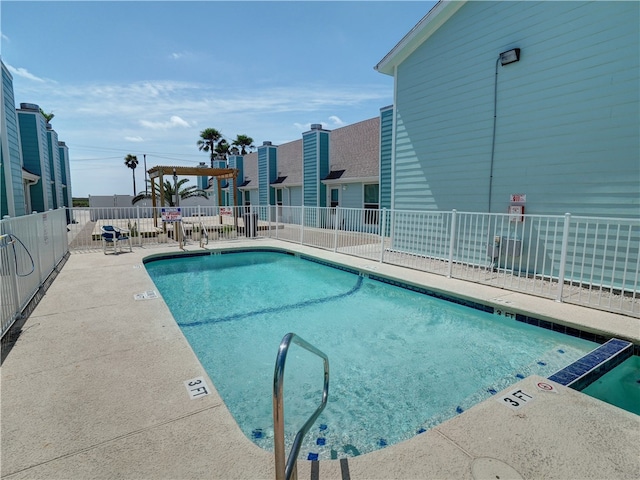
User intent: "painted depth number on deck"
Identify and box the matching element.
[184,376,210,399]
[497,388,534,410]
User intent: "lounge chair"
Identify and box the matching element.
[101,225,132,254]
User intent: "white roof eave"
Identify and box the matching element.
[321,176,379,185]
[374,0,466,76]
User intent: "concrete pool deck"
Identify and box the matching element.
[1,238,638,479]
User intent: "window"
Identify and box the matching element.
[363,183,379,225]
[276,188,283,206]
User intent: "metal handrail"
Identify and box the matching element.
[273,333,329,480]
[199,221,208,247]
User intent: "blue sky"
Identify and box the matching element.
[1,1,435,197]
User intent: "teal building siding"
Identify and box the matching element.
[1,62,26,217]
[379,106,393,210]
[211,159,226,206]
[302,134,317,206]
[390,1,639,219]
[258,144,277,206]
[18,108,52,213]
[302,126,330,207]
[341,184,361,208]
[289,187,302,207]
[58,142,72,215]
[197,162,209,191]
[227,155,244,205]
[47,128,64,209]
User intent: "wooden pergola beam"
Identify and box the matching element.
[147,165,240,227]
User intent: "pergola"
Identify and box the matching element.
[147,165,239,226]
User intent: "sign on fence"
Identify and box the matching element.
[161,207,182,223]
[220,207,232,216]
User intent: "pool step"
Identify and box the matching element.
[548,338,633,391]
[308,458,350,480]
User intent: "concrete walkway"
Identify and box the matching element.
[1,239,638,479]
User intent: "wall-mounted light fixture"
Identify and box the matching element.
[499,48,521,66]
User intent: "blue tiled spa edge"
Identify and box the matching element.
[548,338,633,391]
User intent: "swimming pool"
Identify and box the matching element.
[145,249,598,460]
[581,355,640,415]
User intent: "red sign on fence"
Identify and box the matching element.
[161,207,182,223]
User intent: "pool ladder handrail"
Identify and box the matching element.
[199,221,208,247]
[273,332,329,480]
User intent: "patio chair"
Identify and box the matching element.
[101,225,132,254]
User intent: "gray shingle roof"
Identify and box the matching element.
[328,117,379,180]
[238,117,380,188]
[273,139,303,186]
[239,152,258,189]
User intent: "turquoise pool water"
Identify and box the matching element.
[581,355,640,415]
[145,250,598,459]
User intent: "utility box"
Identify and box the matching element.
[488,236,522,258]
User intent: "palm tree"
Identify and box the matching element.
[124,154,139,195]
[197,128,222,167]
[214,139,230,160]
[39,108,55,123]
[232,134,255,155]
[131,178,208,206]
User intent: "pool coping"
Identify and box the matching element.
[2,238,639,479]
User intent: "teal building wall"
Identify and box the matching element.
[18,105,53,213]
[1,62,26,217]
[211,159,226,206]
[258,142,277,206]
[379,105,393,211]
[58,141,72,222]
[389,1,639,219]
[302,125,329,207]
[227,155,244,205]
[47,127,64,209]
[197,162,209,191]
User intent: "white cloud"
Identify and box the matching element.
[6,64,46,82]
[293,115,348,132]
[125,136,144,142]
[328,115,346,127]
[139,115,192,130]
[170,52,183,60]
[293,122,311,131]
[1,32,9,42]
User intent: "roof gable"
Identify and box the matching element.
[375,1,466,75]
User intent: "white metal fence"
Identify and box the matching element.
[3,205,637,338]
[269,207,638,317]
[1,209,69,340]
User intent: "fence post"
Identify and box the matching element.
[300,206,305,244]
[29,213,43,284]
[136,205,141,246]
[379,208,387,263]
[333,208,340,252]
[447,210,457,278]
[556,213,571,303]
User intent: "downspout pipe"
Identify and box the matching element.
[488,56,500,214]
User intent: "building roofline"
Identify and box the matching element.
[374,1,466,76]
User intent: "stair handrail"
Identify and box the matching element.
[273,332,329,480]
